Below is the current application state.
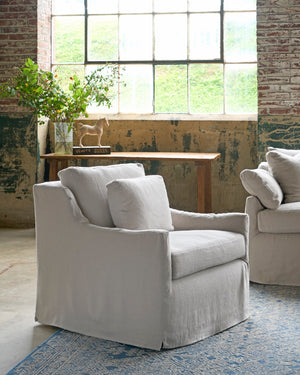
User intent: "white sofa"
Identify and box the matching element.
[34,163,249,350]
[241,147,300,286]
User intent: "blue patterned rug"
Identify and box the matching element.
[7,283,300,375]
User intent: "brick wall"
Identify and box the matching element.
[257,0,300,158]
[37,0,51,70]
[0,0,51,227]
[0,0,38,112]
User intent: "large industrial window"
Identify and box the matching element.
[52,0,257,115]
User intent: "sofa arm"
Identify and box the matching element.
[245,196,264,238]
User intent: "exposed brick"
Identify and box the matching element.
[257,0,300,121]
[257,30,289,37]
[269,107,292,115]
[0,0,50,112]
[258,92,290,99]
[293,108,300,114]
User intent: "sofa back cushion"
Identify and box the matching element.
[240,168,283,209]
[106,175,174,231]
[58,163,145,226]
[266,151,300,203]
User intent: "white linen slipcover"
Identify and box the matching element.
[58,163,145,227]
[106,175,174,231]
[266,151,300,203]
[33,181,249,350]
[258,202,300,234]
[246,196,300,286]
[170,230,245,280]
[240,168,283,209]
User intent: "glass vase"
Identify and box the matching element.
[54,122,73,155]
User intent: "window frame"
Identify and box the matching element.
[52,0,257,116]
[83,1,224,65]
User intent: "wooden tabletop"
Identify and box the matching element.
[41,152,220,162]
[41,151,221,213]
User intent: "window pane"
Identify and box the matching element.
[190,14,220,60]
[85,65,119,113]
[52,0,84,15]
[120,65,153,113]
[155,15,187,60]
[88,16,118,61]
[190,64,223,113]
[189,0,220,12]
[225,12,256,62]
[154,0,187,13]
[87,0,118,14]
[53,65,85,93]
[225,64,257,113]
[224,0,256,11]
[119,0,152,13]
[155,65,187,113]
[52,17,84,63]
[120,15,152,60]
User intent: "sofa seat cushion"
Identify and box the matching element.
[169,230,245,280]
[258,202,300,234]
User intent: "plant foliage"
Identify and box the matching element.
[0,58,120,124]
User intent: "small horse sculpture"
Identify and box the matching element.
[77,118,109,148]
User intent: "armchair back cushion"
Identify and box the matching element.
[58,163,145,226]
[266,151,300,203]
[107,175,174,230]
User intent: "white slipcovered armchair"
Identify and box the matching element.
[240,147,300,286]
[34,163,249,350]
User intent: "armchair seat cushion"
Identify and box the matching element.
[170,230,246,280]
[258,202,300,234]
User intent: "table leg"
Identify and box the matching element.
[196,161,212,213]
[48,160,59,181]
[61,160,68,170]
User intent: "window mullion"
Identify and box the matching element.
[220,0,224,62]
[84,0,88,64]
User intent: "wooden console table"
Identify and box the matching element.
[41,152,220,213]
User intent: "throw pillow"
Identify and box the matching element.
[58,163,145,226]
[266,151,300,203]
[106,175,174,230]
[240,168,283,209]
[268,147,300,156]
[258,161,270,172]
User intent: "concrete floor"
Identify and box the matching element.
[0,228,57,374]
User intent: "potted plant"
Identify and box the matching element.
[0,58,119,154]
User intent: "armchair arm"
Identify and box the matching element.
[245,195,264,238]
[171,208,248,236]
[33,182,171,350]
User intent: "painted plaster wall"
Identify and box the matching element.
[50,119,257,214]
[257,0,300,159]
[0,114,37,226]
[0,0,51,227]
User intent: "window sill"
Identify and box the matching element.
[83,113,258,122]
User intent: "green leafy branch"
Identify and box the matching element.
[0,58,120,125]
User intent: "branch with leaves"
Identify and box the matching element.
[0,58,120,125]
